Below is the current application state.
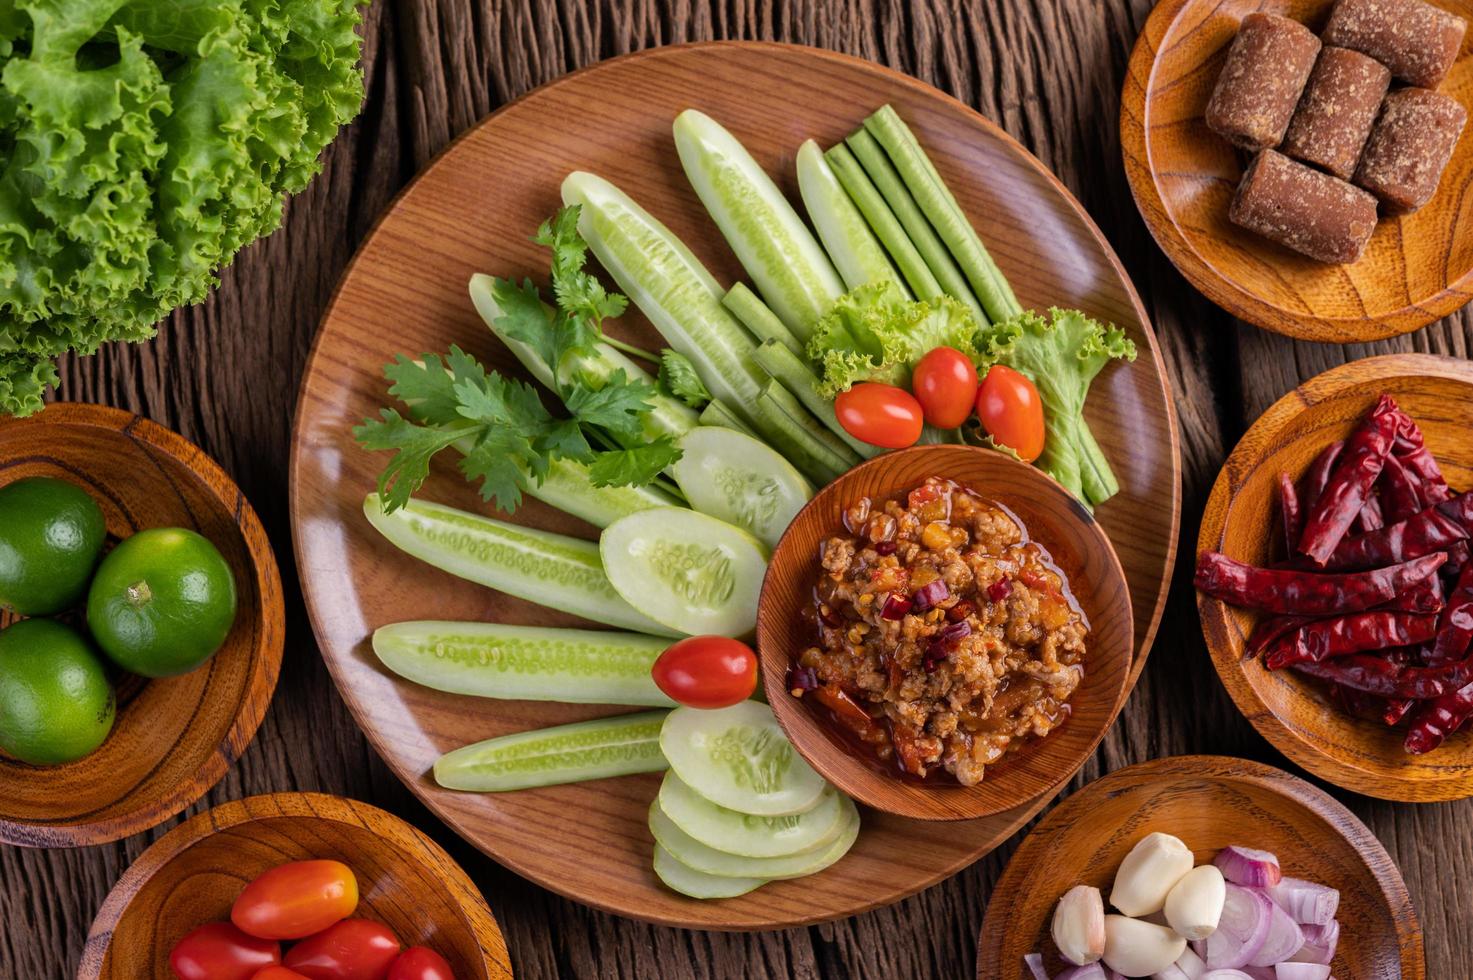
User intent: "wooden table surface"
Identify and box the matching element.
[3,2,1470,977]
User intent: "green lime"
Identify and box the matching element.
[0,477,107,616]
[86,528,238,678]
[0,619,116,765]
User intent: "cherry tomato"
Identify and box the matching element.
[387,947,455,980]
[911,347,979,428]
[975,364,1045,462]
[253,969,313,980]
[835,383,924,449]
[232,860,360,940]
[169,922,281,980]
[652,636,758,709]
[283,919,401,980]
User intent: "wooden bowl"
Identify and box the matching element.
[0,403,285,847]
[78,792,513,979]
[291,40,1180,926]
[976,755,1424,979]
[1122,0,1473,342]
[757,445,1134,820]
[1198,354,1473,802]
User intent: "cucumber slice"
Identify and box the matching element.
[519,456,681,529]
[364,495,676,636]
[657,771,845,858]
[796,138,908,295]
[600,507,767,637]
[372,621,675,706]
[648,798,859,879]
[660,701,826,815]
[653,844,768,899]
[672,426,812,550]
[435,710,670,791]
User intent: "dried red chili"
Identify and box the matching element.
[1391,410,1452,504]
[1355,493,1384,534]
[1300,440,1345,506]
[1194,551,1445,616]
[1292,653,1473,700]
[1404,680,1473,754]
[1264,611,1439,669]
[1377,455,1424,525]
[1384,698,1415,726]
[1297,396,1399,564]
[1278,471,1302,551]
[1427,564,1473,667]
[1324,491,1473,570]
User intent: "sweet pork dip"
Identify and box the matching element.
[787,477,1089,785]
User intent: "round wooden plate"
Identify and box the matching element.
[289,41,1182,928]
[79,792,514,979]
[0,403,284,847]
[758,445,1134,821]
[1122,0,1473,342]
[1199,354,1473,802]
[975,755,1424,979]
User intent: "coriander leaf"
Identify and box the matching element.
[538,418,594,463]
[565,369,657,440]
[458,429,535,513]
[536,204,628,342]
[352,409,467,513]
[587,440,683,488]
[658,349,712,408]
[384,346,489,425]
[489,277,558,370]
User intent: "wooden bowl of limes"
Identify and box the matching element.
[0,403,284,847]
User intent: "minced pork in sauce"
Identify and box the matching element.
[788,477,1089,785]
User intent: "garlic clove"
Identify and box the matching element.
[1051,884,1106,965]
[1164,864,1226,940]
[1109,832,1196,917]
[1101,915,1187,977]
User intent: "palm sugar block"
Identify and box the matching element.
[1355,87,1469,212]
[1230,149,1379,263]
[1323,0,1468,89]
[1282,47,1392,179]
[1206,13,1321,151]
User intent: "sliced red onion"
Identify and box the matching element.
[873,540,897,556]
[1151,967,1190,980]
[1240,969,1276,980]
[1055,966,1108,980]
[1175,947,1209,980]
[880,593,912,621]
[912,578,950,611]
[923,620,970,672]
[1200,973,1256,979]
[785,666,818,693]
[1206,885,1273,968]
[987,578,1012,602]
[1286,920,1338,965]
[1022,952,1049,980]
[1247,898,1303,967]
[1273,965,1330,980]
[1265,877,1339,927]
[1213,846,1283,888]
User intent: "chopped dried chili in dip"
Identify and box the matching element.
[791,477,1089,785]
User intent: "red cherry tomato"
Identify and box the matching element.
[283,919,401,980]
[253,969,313,980]
[975,365,1045,462]
[911,347,979,428]
[169,922,281,980]
[232,860,360,940]
[387,947,455,980]
[835,383,924,449]
[652,636,758,709]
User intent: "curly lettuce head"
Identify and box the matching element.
[0,0,365,415]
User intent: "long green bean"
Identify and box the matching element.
[823,143,943,302]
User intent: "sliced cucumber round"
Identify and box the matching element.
[672,426,812,550]
[648,798,859,880]
[600,507,767,638]
[660,701,826,816]
[658,770,845,858]
[652,844,768,899]
[373,621,675,707]
[434,710,668,792]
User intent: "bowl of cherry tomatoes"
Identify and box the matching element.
[79,792,512,980]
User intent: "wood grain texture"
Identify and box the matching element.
[975,755,1424,979]
[758,445,1134,820]
[0,404,284,848]
[288,42,1177,929]
[1122,0,1473,342]
[1198,354,1473,802]
[2,2,1472,978]
[77,792,512,979]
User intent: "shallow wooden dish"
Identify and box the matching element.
[1198,354,1473,802]
[289,41,1181,927]
[0,403,284,847]
[757,445,1133,821]
[976,755,1424,979]
[78,792,513,979]
[1122,0,1473,342]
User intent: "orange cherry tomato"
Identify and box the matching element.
[911,347,979,428]
[283,919,401,980]
[232,860,359,941]
[254,969,313,980]
[975,365,1045,462]
[652,636,758,709]
[835,383,925,449]
[387,947,455,980]
[170,922,281,980]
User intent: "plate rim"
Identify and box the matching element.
[288,38,1183,928]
